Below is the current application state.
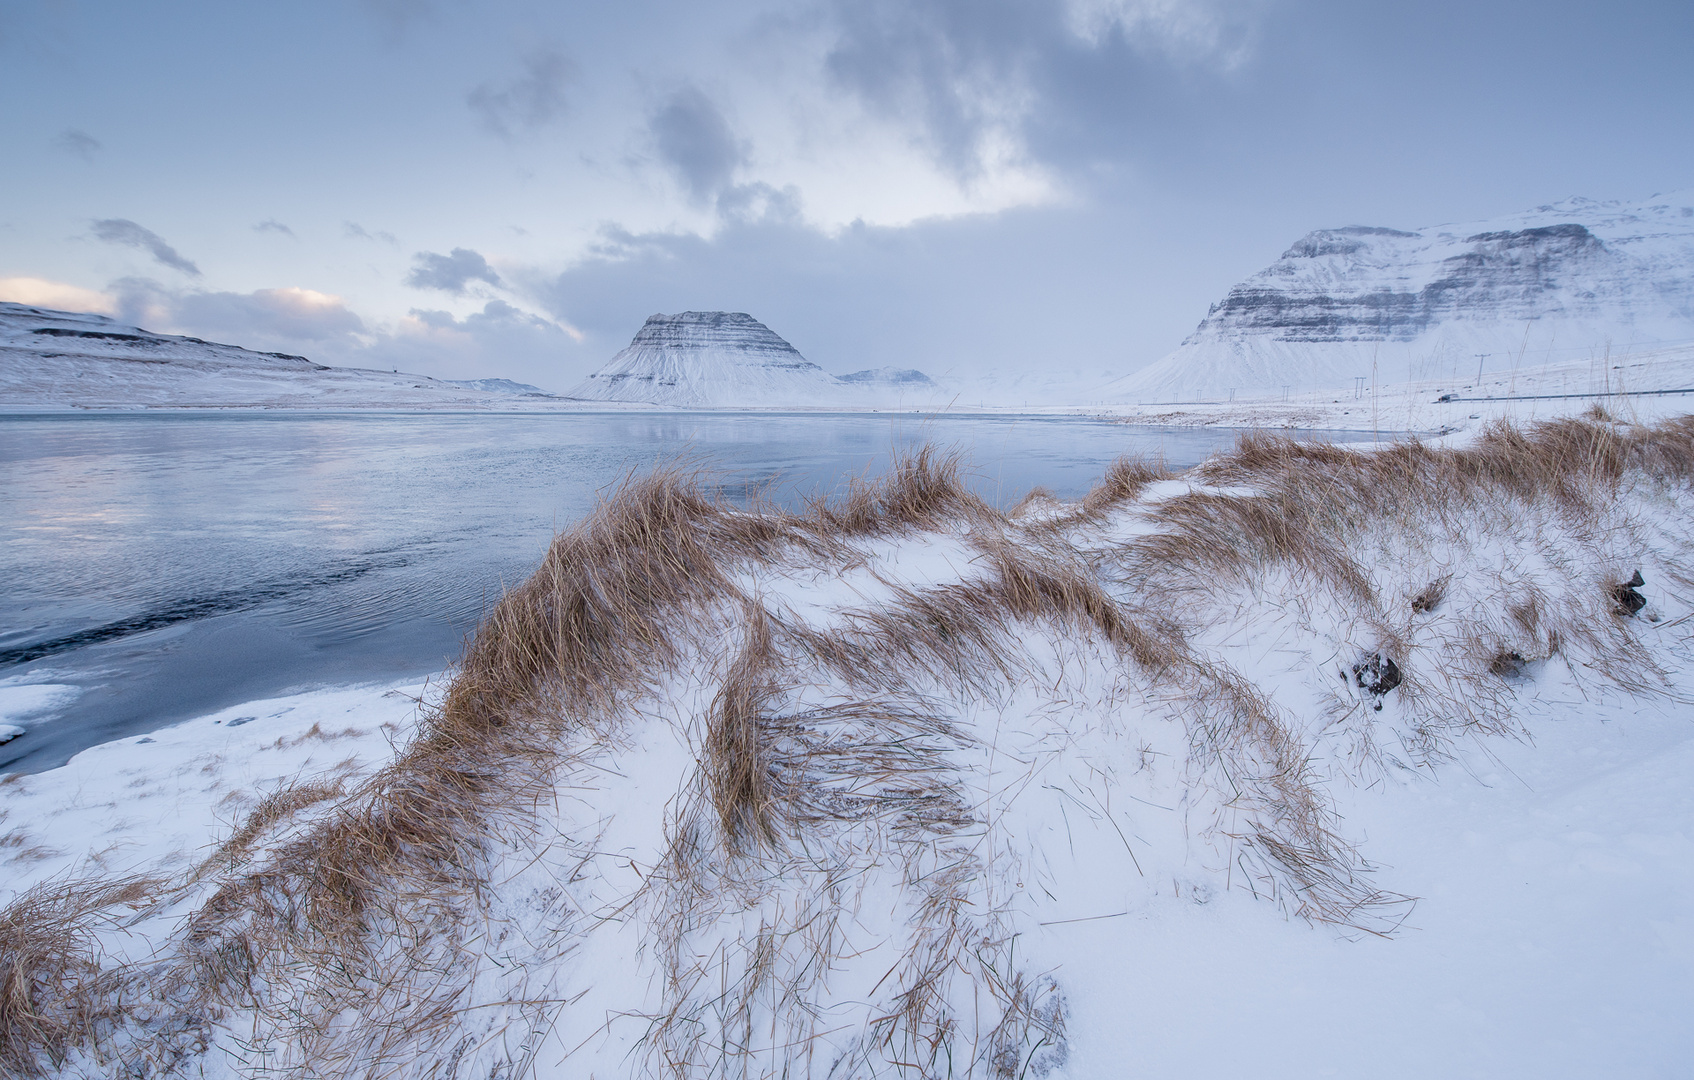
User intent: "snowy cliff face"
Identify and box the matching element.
[1102,194,1694,402]
[571,312,941,407]
[0,302,564,409]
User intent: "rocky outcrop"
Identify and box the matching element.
[1101,194,1694,402]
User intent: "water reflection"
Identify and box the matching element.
[0,411,1377,772]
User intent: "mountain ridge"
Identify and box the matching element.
[1100,193,1694,403]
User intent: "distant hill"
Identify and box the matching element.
[0,303,574,410]
[570,312,940,407]
[1099,193,1694,403]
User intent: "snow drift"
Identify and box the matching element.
[1102,193,1694,403]
[5,414,1694,1078]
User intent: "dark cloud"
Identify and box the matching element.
[823,0,1046,178]
[56,129,101,161]
[404,248,502,294]
[819,0,1260,180]
[649,87,746,203]
[344,221,398,244]
[468,50,573,138]
[91,218,201,277]
[254,219,296,239]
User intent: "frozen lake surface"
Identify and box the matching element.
[1,410,1373,772]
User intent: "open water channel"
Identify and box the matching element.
[0,411,1376,772]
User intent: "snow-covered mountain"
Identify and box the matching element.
[0,302,574,409]
[570,311,941,407]
[1100,193,1694,403]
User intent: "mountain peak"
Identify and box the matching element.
[569,311,837,407]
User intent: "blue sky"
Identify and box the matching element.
[2,0,1690,391]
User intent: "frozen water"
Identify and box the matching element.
[0,410,1375,772]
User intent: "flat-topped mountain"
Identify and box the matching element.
[1101,193,1694,402]
[570,312,939,407]
[0,302,567,410]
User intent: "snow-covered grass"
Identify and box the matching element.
[3,417,1693,1078]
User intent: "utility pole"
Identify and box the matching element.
[1474,353,1490,384]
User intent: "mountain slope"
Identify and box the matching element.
[570,311,942,407]
[1101,193,1694,403]
[0,302,580,409]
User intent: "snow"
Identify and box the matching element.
[0,682,426,898]
[5,418,1692,1077]
[0,680,81,725]
[569,310,949,408]
[1088,338,1694,434]
[1102,192,1694,405]
[0,302,620,411]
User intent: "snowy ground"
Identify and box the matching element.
[1083,341,1694,435]
[4,416,1691,1078]
[4,591,1689,1077]
[0,684,429,895]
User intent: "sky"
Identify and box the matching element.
[1,0,1691,395]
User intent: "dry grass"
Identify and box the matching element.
[0,877,155,1077]
[4,418,1692,1077]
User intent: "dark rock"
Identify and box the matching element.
[1353,653,1402,697]
[1612,569,1646,617]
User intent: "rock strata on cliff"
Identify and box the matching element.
[1101,193,1694,403]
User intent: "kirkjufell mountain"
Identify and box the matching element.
[570,311,936,407]
[1101,193,1694,402]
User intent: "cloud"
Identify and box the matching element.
[378,300,583,389]
[90,218,201,277]
[254,219,296,239]
[110,279,366,347]
[649,87,747,203]
[404,247,501,294]
[0,276,117,315]
[344,221,398,244]
[361,0,433,40]
[819,0,1261,180]
[97,279,576,387]
[56,129,101,161]
[468,49,573,138]
[526,196,1213,392]
[1063,0,1255,57]
[405,298,579,340]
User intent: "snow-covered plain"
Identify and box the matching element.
[4,413,1691,1078]
[1089,339,1694,435]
